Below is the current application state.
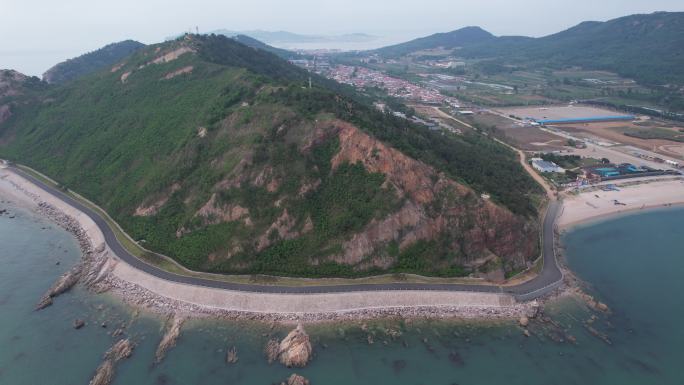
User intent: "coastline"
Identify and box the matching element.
[0,166,538,322]
[557,177,684,230]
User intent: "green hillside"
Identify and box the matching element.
[374,26,495,57]
[42,40,145,84]
[0,34,542,278]
[376,12,684,86]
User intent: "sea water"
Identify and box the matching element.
[1,201,683,385]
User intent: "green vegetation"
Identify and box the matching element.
[269,85,542,217]
[0,34,541,277]
[458,12,684,86]
[538,153,583,169]
[624,127,684,142]
[43,40,145,84]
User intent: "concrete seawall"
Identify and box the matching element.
[0,166,530,319]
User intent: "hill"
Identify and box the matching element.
[42,40,145,84]
[374,26,495,57]
[377,12,684,85]
[231,35,298,59]
[0,34,542,278]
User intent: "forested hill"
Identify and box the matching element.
[42,40,145,84]
[374,26,495,57]
[0,34,542,279]
[376,12,684,85]
[462,12,684,85]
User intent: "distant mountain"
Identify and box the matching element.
[231,35,298,59]
[373,26,496,57]
[0,34,541,278]
[209,30,376,44]
[376,12,684,85]
[462,12,684,85]
[42,40,145,84]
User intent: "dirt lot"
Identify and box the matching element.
[557,121,684,160]
[467,112,567,151]
[496,105,624,121]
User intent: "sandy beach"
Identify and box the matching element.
[557,177,684,229]
[0,165,538,322]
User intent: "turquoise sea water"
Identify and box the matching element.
[1,201,683,385]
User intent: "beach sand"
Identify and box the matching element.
[557,177,684,229]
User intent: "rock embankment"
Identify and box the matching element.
[155,315,185,363]
[265,323,312,367]
[33,201,113,310]
[88,339,134,385]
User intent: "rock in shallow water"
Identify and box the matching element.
[278,324,313,368]
[265,323,313,368]
[88,339,134,385]
[226,346,238,364]
[281,373,310,385]
[155,315,184,364]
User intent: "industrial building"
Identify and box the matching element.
[580,163,678,182]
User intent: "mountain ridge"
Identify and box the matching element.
[42,40,145,84]
[375,11,684,85]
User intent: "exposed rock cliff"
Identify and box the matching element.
[326,121,538,270]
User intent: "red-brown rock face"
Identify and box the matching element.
[327,121,539,270]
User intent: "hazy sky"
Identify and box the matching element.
[2,0,682,76]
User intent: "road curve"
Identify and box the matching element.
[10,166,563,300]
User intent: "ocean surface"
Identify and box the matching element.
[1,200,683,385]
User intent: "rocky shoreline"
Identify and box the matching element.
[2,169,559,324]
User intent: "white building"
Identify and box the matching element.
[530,158,565,173]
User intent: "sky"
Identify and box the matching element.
[2,0,682,76]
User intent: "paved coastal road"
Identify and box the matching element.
[10,166,563,300]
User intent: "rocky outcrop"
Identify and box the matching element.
[89,339,134,385]
[162,65,193,80]
[155,315,184,363]
[133,183,180,217]
[36,264,83,310]
[281,374,310,385]
[324,120,538,271]
[256,209,299,251]
[275,324,313,368]
[265,338,280,364]
[195,193,250,225]
[226,346,238,364]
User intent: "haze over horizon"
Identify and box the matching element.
[2,0,683,76]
